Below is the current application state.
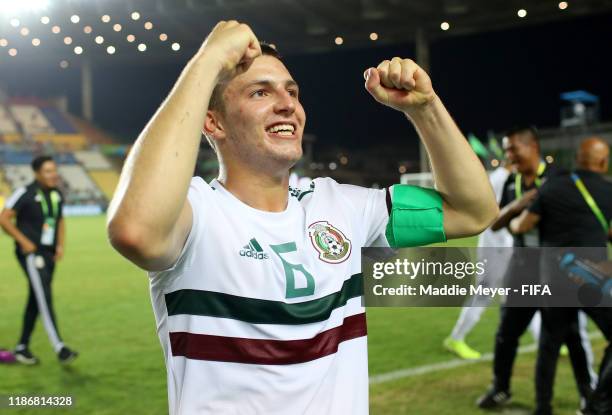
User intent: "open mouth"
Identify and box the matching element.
[265,123,296,137]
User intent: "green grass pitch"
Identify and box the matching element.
[0,216,604,414]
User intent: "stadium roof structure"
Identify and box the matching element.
[1,0,612,66]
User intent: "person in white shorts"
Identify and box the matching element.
[444,163,542,359]
[107,21,498,415]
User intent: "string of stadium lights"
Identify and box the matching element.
[2,1,572,58]
[0,0,181,67]
[332,2,571,45]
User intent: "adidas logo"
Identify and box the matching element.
[239,238,269,260]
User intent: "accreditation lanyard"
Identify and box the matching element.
[37,189,59,246]
[571,173,609,233]
[515,161,546,199]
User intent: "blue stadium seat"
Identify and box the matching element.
[39,107,78,134]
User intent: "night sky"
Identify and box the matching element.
[1,12,611,153]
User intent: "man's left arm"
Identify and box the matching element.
[364,58,498,239]
[509,210,540,234]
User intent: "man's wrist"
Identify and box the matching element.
[188,49,225,86]
[403,93,440,122]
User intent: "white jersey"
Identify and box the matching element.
[149,177,389,415]
[478,167,513,248]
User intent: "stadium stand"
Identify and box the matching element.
[0,169,12,200]
[0,105,19,134]
[40,107,78,134]
[4,165,34,189]
[74,150,119,200]
[0,94,122,210]
[59,165,103,204]
[74,150,113,170]
[89,170,120,201]
[68,115,117,145]
[10,104,55,135]
[32,133,87,150]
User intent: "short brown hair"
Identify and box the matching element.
[207,43,282,113]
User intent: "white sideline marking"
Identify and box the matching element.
[369,331,603,385]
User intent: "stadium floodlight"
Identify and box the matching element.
[95,35,104,44]
[334,36,343,45]
[51,25,61,34]
[20,27,30,36]
[517,9,527,18]
[10,18,20,27]
[74,46,83,55]
[0,38,8,47]
[0,0,49,16]
[171,42,180,51]
[126,34,135,42]
[137,43,146,52]
[131,12,140,20]
[84,26,93,34]
[71,15,80,24]
[40,16,50,24]
[64,36,72,45]
[32,37,40,46]
[106,45,115,54]
[8,48,17,56]
[144,21,153,30]
[159,33,167,41]
[369,32,378,41]
[440,21,450,31]
[113,23,122,32]
[101,14,111,23]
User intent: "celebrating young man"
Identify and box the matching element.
[107,21,497,414]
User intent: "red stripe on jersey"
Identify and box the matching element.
[169,313,367,365]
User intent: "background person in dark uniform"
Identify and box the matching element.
[0,155,78,365]
[477,126,594,411]
[511,137,612,415]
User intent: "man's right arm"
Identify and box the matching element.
[0,208,36,254]
[490,189,538,232]
[106,21,261,271]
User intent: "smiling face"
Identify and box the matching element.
[34,160,60,189]
[208,55,306,174]
[503,133,539,174]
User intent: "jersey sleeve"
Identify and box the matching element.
[148,177,206,279]
[333,182,389,247]
[4,187,27,211]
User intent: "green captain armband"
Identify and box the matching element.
[385,184,446,248]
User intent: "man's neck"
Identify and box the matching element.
[576,163,603,175]
[218,163,290,212]
[35,181,49,191]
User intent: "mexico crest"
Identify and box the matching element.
[308,221,351,264]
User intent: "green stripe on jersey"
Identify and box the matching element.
[165,273,363,325]
[249,238,264,253]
